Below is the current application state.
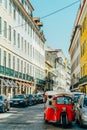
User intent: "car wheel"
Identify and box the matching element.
[29,101,33,106]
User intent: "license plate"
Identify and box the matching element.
[14,102,18,104]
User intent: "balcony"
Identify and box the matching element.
[36,78,46,86]
[79,75,87,84]
[0,65,34,83]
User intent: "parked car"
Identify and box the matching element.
[0,94,10,113]
[33,94,39,104]
[10,94,28,107]
[27,94,34,106]
[37,93,44,103]
[75,94,87,127]
[72,92,84,103]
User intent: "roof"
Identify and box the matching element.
[45,89,73,97]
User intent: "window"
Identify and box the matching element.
[13,8,16,19]
[9,0,12,14]
[57,97,71,104]
[4,21,7,38]
[13,30,16,45]
[27,64,29,74]
[9,25,11,41]
[21,0,24,4]
[8,53,11,68]
[21,37,23,50]
[83,40,86,55]
[25,40,26,52]
[13,56,15,70]
[0,48,1,65]
[24,62,26,73]
[83,64,86,76]
[21,60,23,73]
[28,42,29,55]
[3,51,6,67]
[18,10,20,24]
[4,0,7,8]
[17,58,19,71]
[0,17,2,34]
[18,33,20,48]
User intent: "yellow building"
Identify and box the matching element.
[74,0,87,93]
[79,4,87,93]
[69,0,87,93]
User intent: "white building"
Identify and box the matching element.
[0,0,46,97]
[50,49,71,91]
[65,59,71,90]
[69,6,80,91]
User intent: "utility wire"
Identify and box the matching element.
[0,0,80,33]
[40,0,80,19]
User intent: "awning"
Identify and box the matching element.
[0,78,10,87]
[10,80,18,88]
[4,79,18,88]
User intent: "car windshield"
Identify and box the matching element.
[0,96,2,100]
[38,94,42,97]
[13,95,25,99]
[84,98,87,106]
[56,96,72,104]
[72,96,78,102]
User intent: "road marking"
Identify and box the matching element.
[0,111,17,119]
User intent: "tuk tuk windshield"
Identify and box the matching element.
[56,96,72,105]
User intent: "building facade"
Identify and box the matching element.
[45,46,57,91]
[45,49,71,91]
[0,0,46,98]
[69,0,87,94]
[79,0,87,93]
[55,50,68,90]
[65,59,71,90]
[69,7,81,91]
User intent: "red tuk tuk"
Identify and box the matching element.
[44,89,75,127]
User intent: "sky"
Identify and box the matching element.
[30,0,80,58]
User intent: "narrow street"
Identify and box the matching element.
[0,104,86,130]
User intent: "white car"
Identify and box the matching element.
[75,95,87,127]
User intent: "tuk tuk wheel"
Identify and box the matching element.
[44,114,48,123]
[62,116,66,127]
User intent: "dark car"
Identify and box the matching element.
[0,94,10,113]
[27,94,34,106]
[37,94,44,103]
[33,94,39,104]
[10,94,28,107]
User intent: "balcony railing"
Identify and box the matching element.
[0,65,34,82]
[79,75,87,84]
[36,78,46,86]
